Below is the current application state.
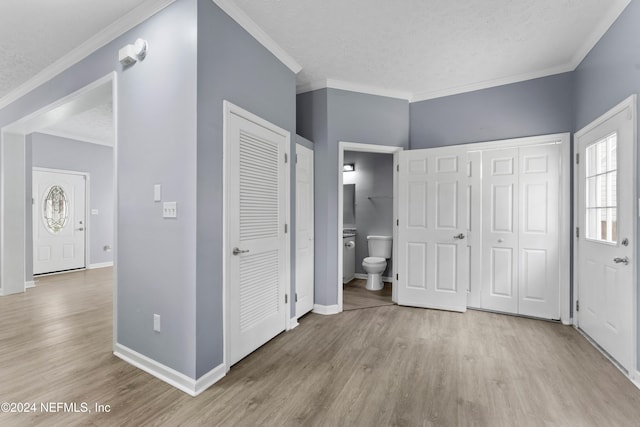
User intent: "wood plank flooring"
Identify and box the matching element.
[343,279,393,311]
[2,269,640,426]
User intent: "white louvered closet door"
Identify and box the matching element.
[227,111,287,367]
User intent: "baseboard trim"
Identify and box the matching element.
[25,281,35,289]
[633,372,640,392]
[354,273,393,282]
[114,344,225,396]
[312,304,341,315]
[89,262,114,269]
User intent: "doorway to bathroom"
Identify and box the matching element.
[338,142,403,311]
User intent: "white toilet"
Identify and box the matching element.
[362,235,392,291]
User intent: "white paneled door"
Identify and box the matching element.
[33,170,86,275]
[576,98,635,373]
[480,145,560,319]
[295,143,314,318]
[226,106,288,367]
[397,146,469,312]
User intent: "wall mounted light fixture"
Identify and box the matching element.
[343,163,355,172]
[119,38,149,66]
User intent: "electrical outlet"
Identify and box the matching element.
[153,314,161,332]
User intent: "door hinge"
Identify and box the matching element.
[396,273,399,280]
[576,153,580,164]
[295,293,298,302]
[285,294,288,304]
[397,164,399,172]
[576,300,580,312]
[285,153,288,163]
[285,224,288,233]
[396,219,399,226]
[576,227,579,238]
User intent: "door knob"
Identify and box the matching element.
[76,227,84,231]
[233,247,249,256]
[453,233,465,240]
[613,257,629,265]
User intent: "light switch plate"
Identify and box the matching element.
[163,202,177,218]
[153,314,161,332]
[154,184,162,202]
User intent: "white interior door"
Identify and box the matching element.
[397,146,469,312]
[481,148,519,313]
[576,99,635,372]
[33,170,86,275]
[295,143,314,318]
[227,108,288,367]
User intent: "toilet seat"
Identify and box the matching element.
[363,256,386,268]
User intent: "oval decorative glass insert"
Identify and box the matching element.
[43,185,68,233]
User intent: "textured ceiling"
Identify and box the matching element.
[232,0,631,100]
[40,103,114,146]
[0,0,147,100]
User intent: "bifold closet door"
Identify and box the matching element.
[480,145,560,319]
[481,149,519,314]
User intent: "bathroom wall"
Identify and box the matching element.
[343,151,394,278]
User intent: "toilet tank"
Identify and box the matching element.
[367,235,392,258]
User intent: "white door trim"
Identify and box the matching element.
[33,167,90,274]
[573,94,637,381]
[222,100,292,371]
[337,142,403,313]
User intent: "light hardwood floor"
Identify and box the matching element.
[343,279,393,311]
[2,269,640,426]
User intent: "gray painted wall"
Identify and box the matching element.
[343,151,394,277]
[572,0,640,370]
[410,73,574,148]
[28,133,114,275]
[297,88,409,306]
[0,0,200,378]
[195,0,296,377]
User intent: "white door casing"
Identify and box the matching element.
[33,169,86,275]
[225,103,289,367]
[576,96,636,373]
[295,143,314,318]
[397,146,469,312]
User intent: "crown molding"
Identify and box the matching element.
[0,0,177,111]
[297,78,412,101]
[213,0,302,74]
[569,0,631,69]
[410,64,574,103]
[35,130,113,147]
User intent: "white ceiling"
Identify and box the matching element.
[0,0,632,143]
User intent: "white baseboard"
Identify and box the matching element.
[312,304,341,315]
[114,343,225,396]
[633,372,640,391]
[354,273,393,282]
[25,281,35,289]
[89,262,114,269]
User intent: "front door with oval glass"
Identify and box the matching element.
[33,170,86,275]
